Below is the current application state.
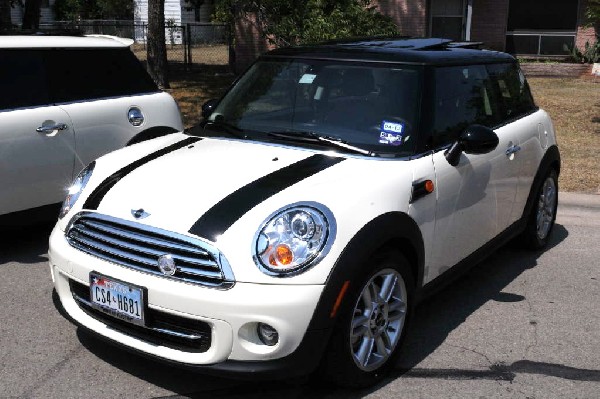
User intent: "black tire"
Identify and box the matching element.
[318,250,414,388]
[521,168,558,250]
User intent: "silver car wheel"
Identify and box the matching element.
[350,268,407,372]
[536,176,557,240]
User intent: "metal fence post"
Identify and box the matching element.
[228,23,235,73]
[187,24,193,67]
[181,24,187,70]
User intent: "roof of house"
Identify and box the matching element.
[0,34,134,48]
[264,37,516,66]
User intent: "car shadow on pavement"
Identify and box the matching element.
[75,327,366,399]
[69,225,569,398]
[386,224,570,383]
[0,221,55,265]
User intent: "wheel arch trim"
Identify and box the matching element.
[307,211,424,332]
[522,145,561,221]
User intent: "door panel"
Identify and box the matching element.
[0,107,75,214]
[485,63,544,223]
[425,64,522,283]
[427,132,520,283]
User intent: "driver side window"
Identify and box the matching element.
[432,65,501,147]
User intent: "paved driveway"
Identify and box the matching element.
[0,193,598,398]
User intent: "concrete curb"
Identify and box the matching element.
[557,192,600,227]
[558,192,600,209]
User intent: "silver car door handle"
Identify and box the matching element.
[36,123,68,135]
[505,145,521,156]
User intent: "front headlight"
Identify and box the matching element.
[253,204,335,276]
[59,161,95,219]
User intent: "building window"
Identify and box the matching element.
[507,0,578,31]
[506,0,578,56]
[430,0,466,41]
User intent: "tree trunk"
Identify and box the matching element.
[22,0,42,30]
[147,0,169,89]
[0,0,12,31]
[192,0,204,22]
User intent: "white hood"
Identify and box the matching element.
[95,137,339,236]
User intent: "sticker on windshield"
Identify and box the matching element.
[379,120,404,146]
[299,73,317,84]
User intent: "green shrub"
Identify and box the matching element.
[565,38,600,64]
[214,0,398,46]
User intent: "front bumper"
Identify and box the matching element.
[49,225,326,370]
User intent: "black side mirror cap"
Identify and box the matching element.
[201,99,219,119]
[445,125,499,166]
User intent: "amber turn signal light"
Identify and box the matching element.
[269,244,294,266]
[424,179,434,193]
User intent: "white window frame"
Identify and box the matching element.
[429,0,470,41]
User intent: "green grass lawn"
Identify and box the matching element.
[168,71,600,193]
[528,77,600,193]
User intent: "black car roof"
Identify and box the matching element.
[263,37,516,66]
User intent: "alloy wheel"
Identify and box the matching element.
[350,268,407,371]
[536,176,557,240]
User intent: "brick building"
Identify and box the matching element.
[233,0,597,72]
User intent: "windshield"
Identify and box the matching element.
[207,58,423,156]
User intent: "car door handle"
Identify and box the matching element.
[36,123,68,136]
[505,145,521,156]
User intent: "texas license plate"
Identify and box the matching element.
[89,272,145,326]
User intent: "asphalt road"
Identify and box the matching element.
[1,193,598,398]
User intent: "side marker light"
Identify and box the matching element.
[410,179,435,203]
[330,281,351,318]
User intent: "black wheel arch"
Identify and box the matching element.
[521,145,561,221]
[307,211,424,332]
[126,126,180,146]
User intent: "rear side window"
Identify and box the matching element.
[486,63,536,121]
[0,50,49,110]
[432,65,501,146]
[46,48,158,103]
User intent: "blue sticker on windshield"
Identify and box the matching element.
[379,120,404,146]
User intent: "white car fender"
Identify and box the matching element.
[217,155,424,285]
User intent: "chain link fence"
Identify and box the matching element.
[39,20,232,70]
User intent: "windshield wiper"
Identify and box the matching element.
[202,120,246,139]
[268,131,375,156]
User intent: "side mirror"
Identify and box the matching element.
[445,125,499,166]
[201,99,219,119]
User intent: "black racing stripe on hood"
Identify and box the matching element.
[83,136,201,210]
[188,154,346,242]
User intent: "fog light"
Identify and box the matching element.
[257,323,279,346]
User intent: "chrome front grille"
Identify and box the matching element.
[66,212,234,288]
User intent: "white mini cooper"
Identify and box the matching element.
[49,38,560,387]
